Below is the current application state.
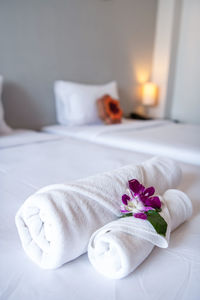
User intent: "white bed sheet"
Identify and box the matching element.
[42,119,169,140]
[42,121,200,166]
[0,129,61,149]
[0,132,200,300]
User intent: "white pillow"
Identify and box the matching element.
[0,76,12,135]
[54,80,119,126]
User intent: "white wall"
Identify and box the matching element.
[150,0,176,118]
[150,0,200,124]
[170,0,200,124]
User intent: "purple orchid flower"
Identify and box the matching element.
[120,179,161,220]
[128,179,161,209]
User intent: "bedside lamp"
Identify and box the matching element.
[130,82,158,120]
[142,82,157,107]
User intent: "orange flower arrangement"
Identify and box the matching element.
[97,94,123,124]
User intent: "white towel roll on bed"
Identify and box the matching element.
[88,189,192,279]
[15,157,181,269]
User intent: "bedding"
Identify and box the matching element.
[42,120,200,165]
[42,118,169,140]
[0,131,200,300]
[54,80,119,126]
[0,129,61,149]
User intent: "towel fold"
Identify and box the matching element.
[15,157,181,269]
[88,189,192,279]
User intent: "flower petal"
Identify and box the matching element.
[143,186,155,197]
[134,213,147,220]
[143,206,154,212]
[129,179,144,194]
[140,195,147,204]
[122,194,130,205]
[120,209,130,213]
[145,196,161,209]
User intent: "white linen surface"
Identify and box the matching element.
[0,129,61,149]
[88,189,192,279]
[42,119,169,140]
[15,157,181,269]
[1,133,200,300]
[42,121,200,165]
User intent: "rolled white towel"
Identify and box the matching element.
[15,157,181,269]
[88,189,192,279]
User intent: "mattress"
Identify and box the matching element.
[42,121,200,165]
[0,131,200,300]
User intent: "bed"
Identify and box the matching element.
[42,119,200,166]
[1,130,200,300]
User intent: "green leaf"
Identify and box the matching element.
[146,210,167,236]
[120,213,133,218]
[155,208,162,213]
